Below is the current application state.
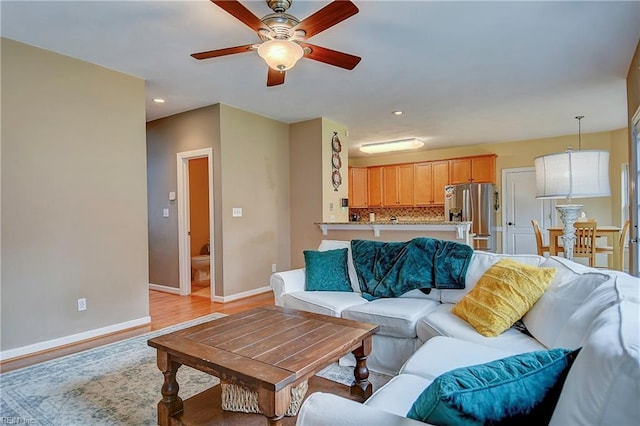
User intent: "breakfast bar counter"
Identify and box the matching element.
[316,221,472,245]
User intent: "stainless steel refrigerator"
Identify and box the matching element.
[444,183,498,252]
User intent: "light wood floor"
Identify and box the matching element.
[0,288,275,373]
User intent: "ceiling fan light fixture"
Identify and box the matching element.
[257,39,304,71]
[360,138,424,154]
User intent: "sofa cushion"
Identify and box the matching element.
[452,259,556,337]
[522,256,611,347]
[400,288,441,302]
[364,373,434,418]
[550,299,640,425]
[304,248,352,292]
[553,272,639,349]
[282,291,367,317]
[417,304,546,353]
[407,348,580,425]
[401,336,512,380]
[440,251,545,304]
[342,298,439,338]
[317,240,360,293]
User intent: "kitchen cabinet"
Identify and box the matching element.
[449,155,496,184]
[349,167,368,208]
[415,160,449,205]
[367,166,384,207]
[383,164,414,206]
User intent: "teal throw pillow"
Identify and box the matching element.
[304,248,352,292]
[407,348,581,425]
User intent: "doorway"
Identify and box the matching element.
[502,167,555,255]
[177,148,214,298]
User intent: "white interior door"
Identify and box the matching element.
[502,167,554,254]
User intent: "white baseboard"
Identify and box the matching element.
[212,285,271,303]
[149,283,181,294]
[0,316,151,362]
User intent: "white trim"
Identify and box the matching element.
[176,148,215,297]
[0,316,151,361]
[318,223,471,242]
[148,283,181,294]
[211,286,272,303]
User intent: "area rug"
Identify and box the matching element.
[0,313,391,425]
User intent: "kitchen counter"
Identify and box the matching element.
[316,221,472,242]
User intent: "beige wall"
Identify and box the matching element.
[218,104,290,296]
[289,119,324,268]
[146,104,290,297]
[322,121,349,223]
[146,105,221,291]
[289,118,350,268]
[1,38,148,351]
[628,40,640,128]
[350,129,627,229]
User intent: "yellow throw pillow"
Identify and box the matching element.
[452,258,557,337]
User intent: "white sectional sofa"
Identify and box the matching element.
[269,239,640,425]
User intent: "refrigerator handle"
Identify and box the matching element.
[462,189,470,222]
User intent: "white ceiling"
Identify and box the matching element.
[2,0,639,158]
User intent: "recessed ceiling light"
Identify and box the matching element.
[392,110,403,115]
[153,98,166,104]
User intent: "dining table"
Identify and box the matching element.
[548,225,622,270]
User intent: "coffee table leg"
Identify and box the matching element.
[350,336,373,400]
[266,416,284,426]
[156,350,183,426]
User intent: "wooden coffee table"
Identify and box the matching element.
[147,305,379,425]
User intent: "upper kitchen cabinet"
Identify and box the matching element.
[367,166,384,207]
[349,167,368,208]
[415,160,449,205]
[449,154,496,184]
[383,164,414,206]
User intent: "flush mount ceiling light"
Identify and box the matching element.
[257,39,304,71]
[359,138,424,154]
[152,98,166,103]
[392,110,403,115]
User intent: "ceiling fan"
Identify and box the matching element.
[191,0,361,87]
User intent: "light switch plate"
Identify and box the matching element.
[163,208,169,217]
[232,208,243,217]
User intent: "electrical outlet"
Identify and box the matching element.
[77,298,87,311]
[272,263,277,273]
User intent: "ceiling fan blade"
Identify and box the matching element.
[191,44,255,60]
[267,67,285,87]
[211,0,266,32]
[301,43,361,70]
[292,0,359,39]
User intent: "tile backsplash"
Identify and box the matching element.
[349,206,445,222]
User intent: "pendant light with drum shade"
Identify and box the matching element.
[534,116,611,260]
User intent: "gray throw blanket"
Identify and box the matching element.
[351,238,473,300]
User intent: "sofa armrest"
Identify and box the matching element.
[296,393,428,426]
[270,268,305,306]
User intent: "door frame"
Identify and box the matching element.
[177,148,214,297]
[630,106,640,276]
[501,166,557,254]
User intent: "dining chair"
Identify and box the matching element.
[531,219,549,256]
[573,221,598,267]
[595,220,630,271]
